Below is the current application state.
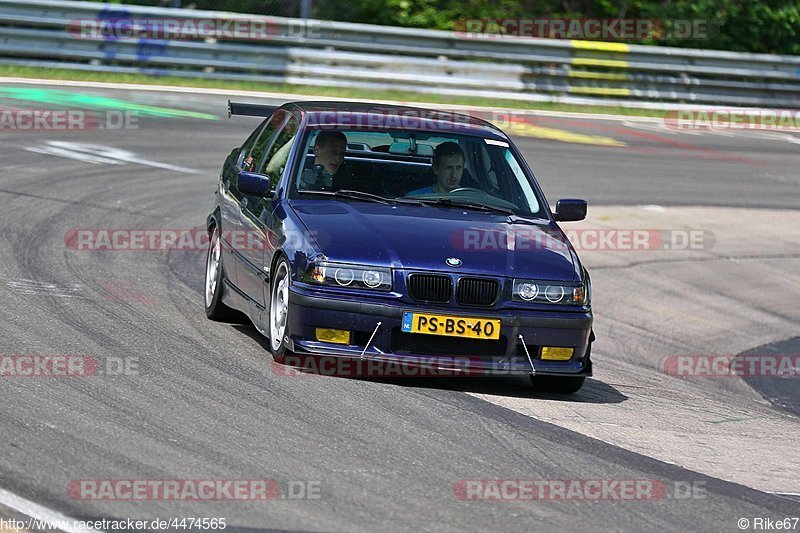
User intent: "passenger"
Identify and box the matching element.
[407,142,466,195]
[300,130,348,190]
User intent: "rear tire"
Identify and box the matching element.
[205,226,238,322]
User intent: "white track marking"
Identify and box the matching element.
[768,492,800,503]
[622,119,800,141]
[25,145,123,165]
[25,141,199,173]
[621,120,691,135]
[6,279,84,298]
[622,120,739,137]
[0,487,104,533]
[745,130,800,144]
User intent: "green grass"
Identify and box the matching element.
[0,65,669,118]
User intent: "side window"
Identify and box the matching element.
[236,120,267,168]
[258,114,300,187]
[241,110,288,173]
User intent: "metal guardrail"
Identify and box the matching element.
[0,0,799,109]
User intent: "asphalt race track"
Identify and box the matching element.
[0,80,798,532]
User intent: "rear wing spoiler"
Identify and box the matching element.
[227,100,278,118]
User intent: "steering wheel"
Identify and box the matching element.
[447,187,484,194]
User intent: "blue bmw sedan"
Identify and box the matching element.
[206,101,593,393]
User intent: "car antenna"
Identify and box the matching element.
[360,322,382,359]
[519,334,536,376]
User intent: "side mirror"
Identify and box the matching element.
[238,171,275,198]
[554,199,587,222]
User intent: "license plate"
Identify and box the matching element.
[401,311,501,340]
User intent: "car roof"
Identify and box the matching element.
[281,101,510,141]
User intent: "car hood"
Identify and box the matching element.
[289,200,580,281]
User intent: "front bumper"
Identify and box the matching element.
[286,288,593,377]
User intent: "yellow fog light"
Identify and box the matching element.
[541,347,574,361]
[315,328,351,345]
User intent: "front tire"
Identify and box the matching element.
[269,257,291,362]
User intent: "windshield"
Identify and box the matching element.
[289,129,545,218]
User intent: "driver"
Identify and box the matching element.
[300,130,348,190]
[407,142,465,195]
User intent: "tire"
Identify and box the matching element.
[268,257,292,362]
[204,225,238,321]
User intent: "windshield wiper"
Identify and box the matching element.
[507,214,550,225]
[297,189,394,204]
[412,197,516,215]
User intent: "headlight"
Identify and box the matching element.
[513,279,589,306]
[303,262,392,291]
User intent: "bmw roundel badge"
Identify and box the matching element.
[446,257,463,268]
